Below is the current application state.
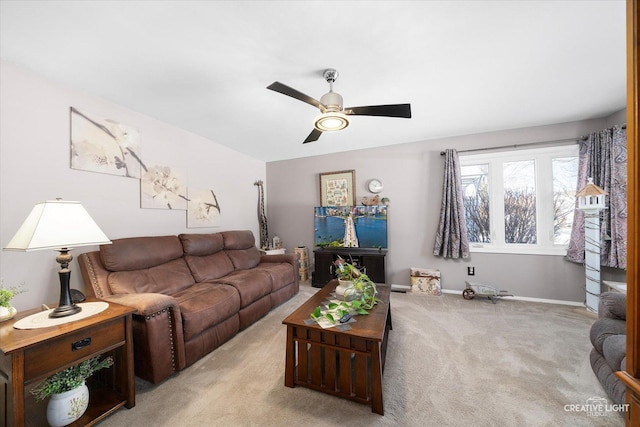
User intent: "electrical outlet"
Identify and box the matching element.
[467,266,475,276]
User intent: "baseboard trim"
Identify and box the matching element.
[440,288,585,307]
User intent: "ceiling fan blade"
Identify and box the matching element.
[344,103,412,118]
[267,82,325,109]
[303,128,323,144]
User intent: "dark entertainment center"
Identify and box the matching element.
[312,247,387,287]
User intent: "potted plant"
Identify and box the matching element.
[0,281,25,322]
[31,355,113,427]
[311,257,379,325]
[333,256,361,298]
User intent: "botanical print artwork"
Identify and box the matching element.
[319,170,355,206]
[140,164,187,209]
[70,107,143,178]
[325,178,349,206]
[187,188,221,228]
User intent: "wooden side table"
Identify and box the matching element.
[0,300,135,426]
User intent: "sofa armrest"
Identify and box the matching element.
[78,251,112,298]
[260,253,298,268]
[598,292,626,321]
[100,292,179,317]
[99,292,186,384]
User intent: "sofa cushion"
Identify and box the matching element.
[599,292,626,320]
[108,257,195,295]
[590,317,627,353]
[213,269,272,308]
[590,348,626,405]
[185,252,235,282]
[222,230,256,250]
[173,283,240,342]
[180,233,224,256]
[101,235,184,271]
[256,262,296,291]
[602,334,626,372]
[226,247,262,270]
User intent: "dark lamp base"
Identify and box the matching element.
[51,248,82,319]
[49,304,82,318]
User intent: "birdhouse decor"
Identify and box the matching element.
[576,177,608,313]
[577,178,608,214]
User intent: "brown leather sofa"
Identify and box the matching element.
[78,230,299,384]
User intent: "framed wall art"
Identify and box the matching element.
[70,107,143,178]
[140,163,187,210]
[187,188,221,228]
[319,169,356,206]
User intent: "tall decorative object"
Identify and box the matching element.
[576,178,608,313]
[294,246,309,281]
[254,181,268,249]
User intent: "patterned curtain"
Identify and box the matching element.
[433,149,470,259]
[566,125,627,268]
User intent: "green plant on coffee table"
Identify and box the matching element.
[30,355,114,401]
[333,256,361,281]
[310,257,379,325]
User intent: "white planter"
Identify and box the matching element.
[335,280,353,296]
[46,381,89,427]
[336,280,359,301]
[0,306,17,322]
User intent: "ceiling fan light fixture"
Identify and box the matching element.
[314,111,349,131]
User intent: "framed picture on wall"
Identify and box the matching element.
[319,170,356,206]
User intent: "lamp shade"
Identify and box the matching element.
[4,200,111,251]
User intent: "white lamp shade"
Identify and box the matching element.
[4,200,111,251]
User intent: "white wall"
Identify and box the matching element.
[266,112,627,303]
[0,62,265,310]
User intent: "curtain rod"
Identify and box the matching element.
[439,137,583,156]
[439,124,627,156]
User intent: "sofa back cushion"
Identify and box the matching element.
[223,230,261,270]
[108,258,195,295]
[180,233,224,256]
[180,233,235,281]
[226,247,262,270]
[184,252,235,282]
[222,230,256,250]
[101,235,184,271]
[100,235,195,295]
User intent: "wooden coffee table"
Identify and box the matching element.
[282,280,392,415]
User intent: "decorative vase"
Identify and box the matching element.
[0,306,17,322]
[336,280,359,301]
[46,381,89,427]
[335,279,352,296]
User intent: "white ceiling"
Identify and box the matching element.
[0,1,627,162]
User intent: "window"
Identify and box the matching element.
[459,145,579,255]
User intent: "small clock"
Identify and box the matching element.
[368,179,384,194]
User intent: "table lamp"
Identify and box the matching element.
[3,199,111,318]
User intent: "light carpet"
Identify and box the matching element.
[97,283,624,427]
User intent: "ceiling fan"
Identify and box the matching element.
[267,69,411,144]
